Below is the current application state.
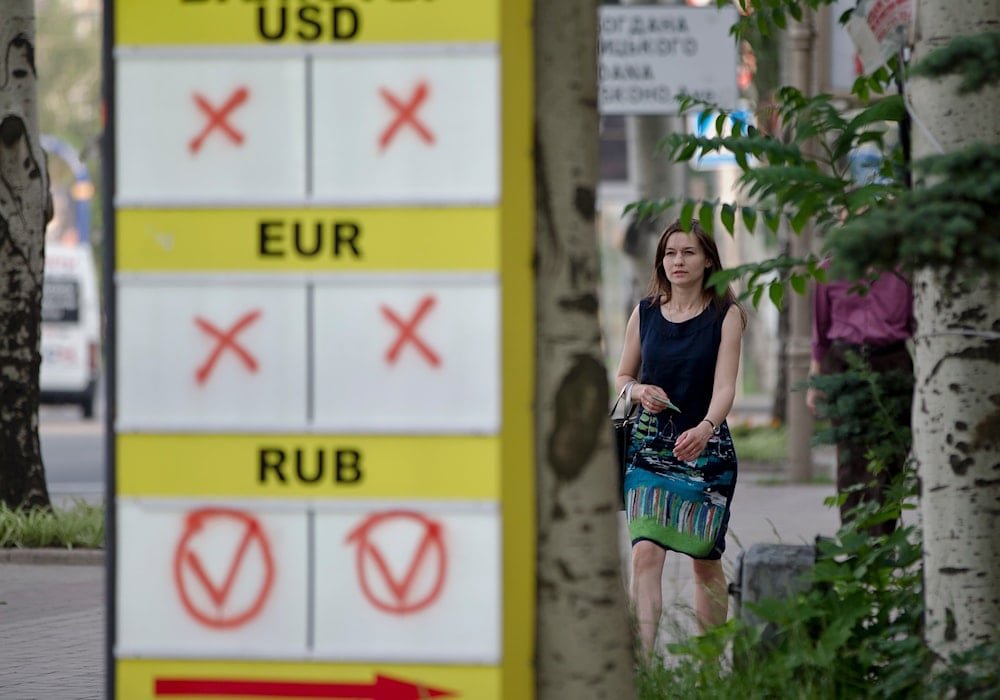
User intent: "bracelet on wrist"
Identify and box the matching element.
[701,418,718,433]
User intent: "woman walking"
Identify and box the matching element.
[614,219,746,659]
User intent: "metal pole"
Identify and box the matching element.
[785,11,815,483]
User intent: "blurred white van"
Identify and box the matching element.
[40,243,102,417]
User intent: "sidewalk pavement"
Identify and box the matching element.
[0,556,105,700]
[0,451,841,699]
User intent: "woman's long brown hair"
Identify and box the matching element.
[646,219,747,328]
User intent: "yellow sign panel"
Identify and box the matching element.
[116,208,498,273]
[111,0,534,696]
[118,659,501,700]
[117,434,500,499]
[116,0,498,46]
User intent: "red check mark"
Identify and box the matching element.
[367,521,440,602]
[173,509,275,629]
[346,511,448,615]
[185,520,259,607]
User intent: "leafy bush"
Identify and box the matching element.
[636,361,994,698]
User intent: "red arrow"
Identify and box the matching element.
[154,674,456,699]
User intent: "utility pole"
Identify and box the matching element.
[785,11,815,482]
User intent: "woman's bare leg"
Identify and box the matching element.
[692,558,728,632]
[629,541,666,657]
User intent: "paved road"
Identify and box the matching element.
[39,406,105,504]
[0,455,847,700]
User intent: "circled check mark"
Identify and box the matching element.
[185,521,259,608]
[346,510,448,615]
[173,509,275,629]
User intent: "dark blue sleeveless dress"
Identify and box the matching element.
[624,297,738,560]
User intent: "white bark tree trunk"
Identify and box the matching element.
[534,1,637,696]
[0,0,52,510]
[910,0,1000,658]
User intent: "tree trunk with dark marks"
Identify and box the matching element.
[534,1,636,696]
[910,0,1000,659]
[0,2,53,510]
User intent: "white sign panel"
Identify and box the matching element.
[117,280,308,431]
[598,6,738,115]
[116,56,307,205]
[116,500,500,663]
[311,53,499,204]
[312,279,500,433]
[846,0,912,74]
[313,506,501,662]
[116,501,309,657]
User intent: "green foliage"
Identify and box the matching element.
[728,423,788,462]
[638,469,995,698]
[630,1,1000,310]
[808,352,913,471]
[636,360,994,697]
[627,82,906,308]
[0,500,104,549]
[718,0,833,43]
[626,3,999,696]
[923,638,1000,699]
[910,32,1000,94]
[827,143,1000,280]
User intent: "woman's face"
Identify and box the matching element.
[661,232,711,287]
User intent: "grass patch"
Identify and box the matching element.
[0,500,104,549]
[729,423,788,462]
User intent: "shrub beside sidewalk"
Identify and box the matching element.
[0,500,104,549]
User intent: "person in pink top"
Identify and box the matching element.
[806,268,915,535]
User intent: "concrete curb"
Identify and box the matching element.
[0,547,104,566]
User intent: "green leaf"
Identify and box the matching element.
[721,203,736,234]
[680,200,696,231]
[700,202,715,234]
[756,12,769,36]
[710,112,722,136]
[764,209,782,233]
[790,274,807,295]
[681,140,702,161]
[742,206,757,233]
[791,206,812,234]
[769,281,785,310]
[752,285,765,308]
[846,95,906,131]
[734,149,749,170]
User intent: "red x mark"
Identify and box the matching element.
[378,80,435,152]
[189,86,250,154]
[194,309,262,385]
[380,295,441,368]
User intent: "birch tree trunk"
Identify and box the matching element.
[910,0,1000,658]
[0,0,52,510]
[534,1,637,696]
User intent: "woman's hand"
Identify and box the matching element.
[673,422,714,463]
[805,386,823,416]
[637,384,674,413]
